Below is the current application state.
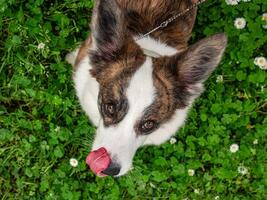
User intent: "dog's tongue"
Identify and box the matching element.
[86,147,111,176]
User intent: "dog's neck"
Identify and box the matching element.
[134,36,180,58]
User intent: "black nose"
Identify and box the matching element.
[102,162,121,176]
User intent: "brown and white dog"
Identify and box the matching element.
[67,0,227,177]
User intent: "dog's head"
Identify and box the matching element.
[86,0,227,177]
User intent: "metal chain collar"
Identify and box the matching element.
[135,0,207,41]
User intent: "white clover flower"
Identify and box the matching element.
[225,0,240,5]
[230,144,239,153]
[261,86,265,93]
[261,13,267,29]
[242,0,251,2]
[150,182,156,188]
[216,75,224,83]
[234,17,246,29]
[69,158,78,167]
[254,57,267,70]
[37,42,45,49]
[215,196,220,200]
[253,139,258,145]
[170,137,177,144]
[188,169,195,176]
[194,188,200,194]
[55,126,61,132]
[238,166,248,175]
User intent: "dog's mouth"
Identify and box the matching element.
[86,147,121,177]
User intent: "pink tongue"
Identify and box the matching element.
[86,147,111,176]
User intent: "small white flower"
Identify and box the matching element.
[238,166,248,175]
[55,126,61,132]
[261,13,267,29]
[150,182,156,188]
[188,169,195,176]
[37,42,45,49]
[170,137,177,144]
[215,196,220,200]
[261,86,265,93]
[253,139,258,145]
[216,75,224,83]
[234,17,246,29]
[242,0,251,2]
[225,0,240,5]
[262,13,267,21]
[194,188,200,194]
[69,158,78,167]
[254,57,267,70]
[230,144,239,153]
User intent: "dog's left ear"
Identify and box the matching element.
[90,0,125,63]
[175,33,227,93]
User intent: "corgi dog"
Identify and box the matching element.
[66,0,227,177]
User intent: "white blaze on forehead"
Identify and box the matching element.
[125,57,156,121]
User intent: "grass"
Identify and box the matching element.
[0,0,267,199]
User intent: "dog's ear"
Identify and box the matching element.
[175,33,227,94]
[90,0,125,63]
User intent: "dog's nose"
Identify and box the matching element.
[102,162,121,176]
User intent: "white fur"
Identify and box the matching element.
[134,36,179,57]
[72,54,100,126]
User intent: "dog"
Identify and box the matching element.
[66,0,227,177]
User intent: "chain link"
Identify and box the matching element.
[136,0,207,40]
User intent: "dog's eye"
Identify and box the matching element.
[104,103,116,116]
[140,120,157,134]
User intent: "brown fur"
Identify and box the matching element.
[90,37,145,84]
[117,0,197,50]
[74,36,92,68]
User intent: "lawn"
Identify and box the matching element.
[0,0,266,199]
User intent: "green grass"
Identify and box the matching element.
[0,0,267,199]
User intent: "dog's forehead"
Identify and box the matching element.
[126,57,156,118]
[98,54,181,128]
[90,38,146,83]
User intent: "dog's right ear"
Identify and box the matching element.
[90,0,125,63]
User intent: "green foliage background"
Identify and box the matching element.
[0,0,266,199]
